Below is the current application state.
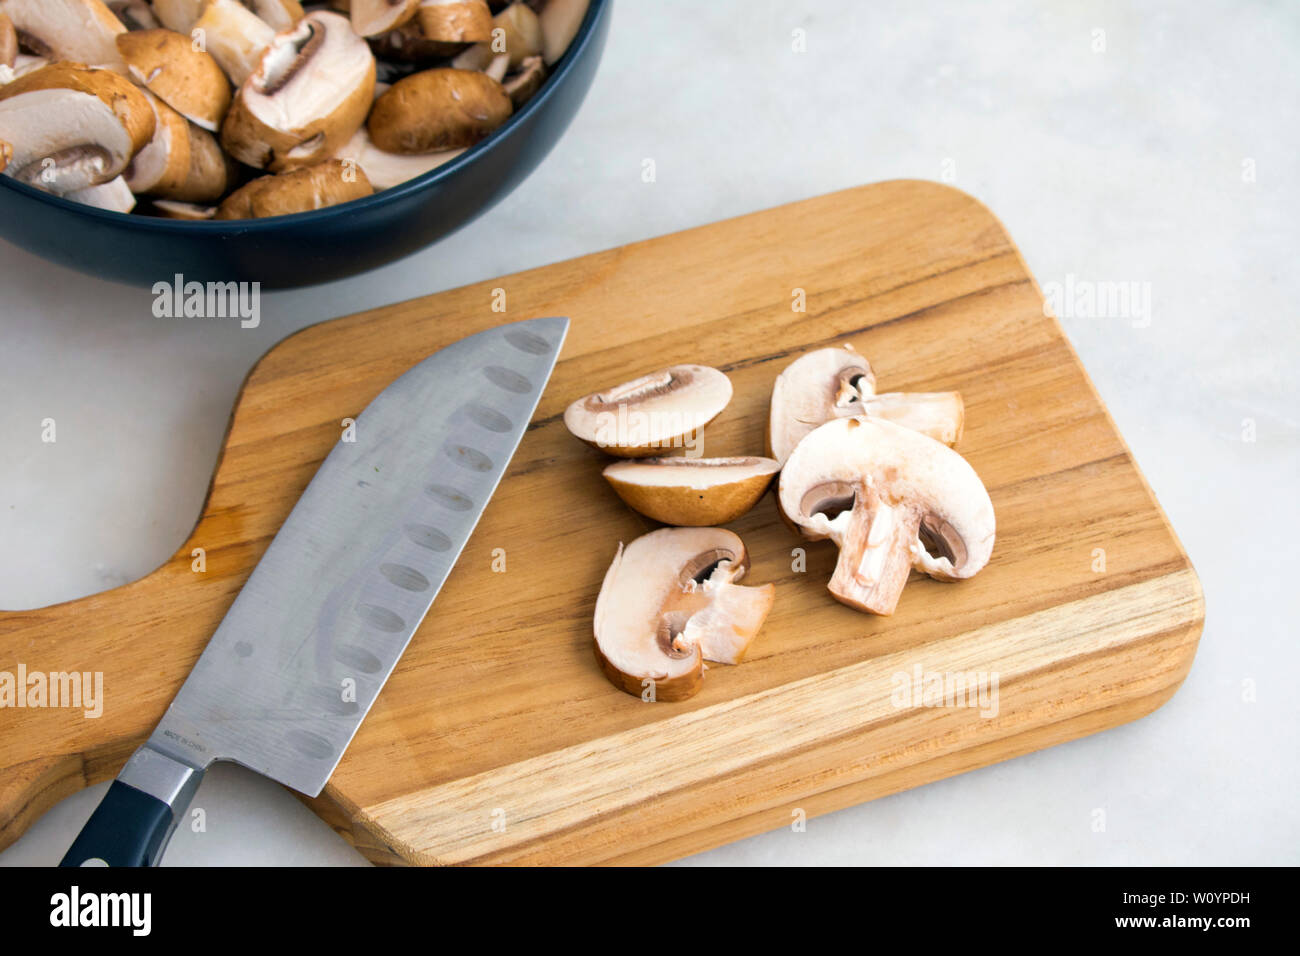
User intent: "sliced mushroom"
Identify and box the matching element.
[334,123,462,188]
[192,0,277,87]
[243,0,306,31]
[125,91,233,201]
[594,527,775,701]
[502,53,544,106]
[538,0,588,65]
[0,12,15,67]
[416,0,492,43]
[768,344,965,463]
[603,456,781,527]
[151,0,204,34]
[106,2,159,31]
[221,10,375,171]
[367,66,509,153]
[564,365,734,458]
[778,417,995,615]
[151,197,216,219]
[452,1,540,71]
[117,29,231,132]
[66,173,134,210]
[0,0,127,73]
[367,17,464,62]
[351,0,419,37]
[0,62,153,193]
[213,157,372,218]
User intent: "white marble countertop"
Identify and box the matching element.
[2,0,1296,866]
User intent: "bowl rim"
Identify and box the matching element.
[0,0,608,232]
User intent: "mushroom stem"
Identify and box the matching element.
[855,391,965,447]
[824,489,921,615]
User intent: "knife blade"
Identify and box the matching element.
[60,315,568,867]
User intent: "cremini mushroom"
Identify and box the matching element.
[192,0,277,87]
[106,2,159,31]
[221,10,375,171]
[213,156,372,218]
[367,17,463,63]
[416,0,492,44]
[538,0,588,65]
[117,29,231,132]
[0,12,16,68]
[351,0,420,37]
[125,90,233,201]
[367,66,509,153]
[0,0,127,73]
[768,344,965,464]
[334,122,462,188]
[66,173,134,210]
[0,62,153,194]
[564,365,734,458]
[778,417,995,616]
[593,527,775,701]
[603,457,781,527]
[452,1,541,71]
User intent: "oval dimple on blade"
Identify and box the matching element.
[379,563,432,592]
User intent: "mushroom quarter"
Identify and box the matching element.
[603,456,780,526]
[778,417,995,616]
[564,364,734,458]
[593,527,776,701]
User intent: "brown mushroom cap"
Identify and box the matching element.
[367,17,465,62]
[117,29,231,132]
[416,0,492,43]
[778,417,995,615]
[213,157,372,219]
[593,527,775,701]
[564,364,734,458]
[603,456,781,526]
[0,0,127,72]
[367,66,510,153]
[221,10,376,171]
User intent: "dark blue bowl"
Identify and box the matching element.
[0,0,610,289]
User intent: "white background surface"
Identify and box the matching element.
[1,0,1296,866]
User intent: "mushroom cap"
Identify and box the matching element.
[768,345,875,465]
[214,157,372,219]
[593,527,775,701]
[117,29,231,132]
[602,456,780,526]
[0,61,153,153]
[221,10,376,171]
[0,0,127,72]
[367,66,510,153]
[778,416,995,582]
[416,0,492,44]
[564,364,733,458]
[367,18,466,62]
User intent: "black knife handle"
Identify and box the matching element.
[59,781,176,867]
[59,746,204,867]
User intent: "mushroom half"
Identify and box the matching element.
[603,456,780,526]
[214,157,373,218]
[768,344,965,464]
[117,28,232,132]
[778,417,995,616]
[564,364,733,458]
[367,66,510,153]
[221,10,376,171]
[594,527,775,701]
[0,0,127,73]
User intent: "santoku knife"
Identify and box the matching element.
[60,316,568,867]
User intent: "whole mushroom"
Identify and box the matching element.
[778,417,995,615]
[367,66,509,153]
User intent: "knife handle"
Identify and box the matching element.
[59,746,204,868]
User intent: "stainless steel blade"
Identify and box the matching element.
[145,316,568,797]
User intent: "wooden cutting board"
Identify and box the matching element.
[0,181,1204,865]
